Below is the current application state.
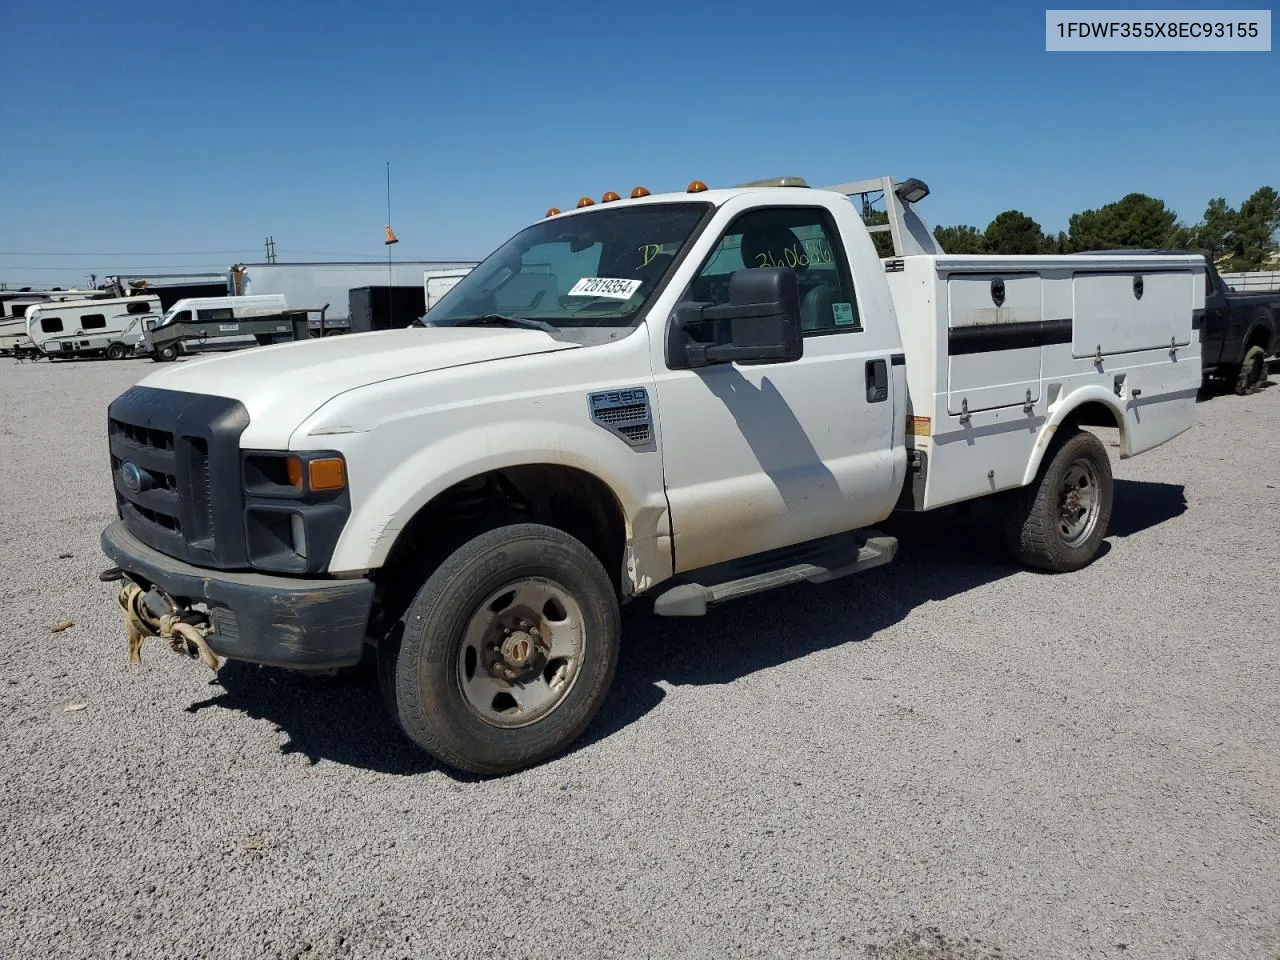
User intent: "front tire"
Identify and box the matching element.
[105,341,128,361]
[1003,428,1114,573]
[1234,345,1266,396]
[384,523,620,776]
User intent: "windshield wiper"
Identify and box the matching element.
[428,313,557,334]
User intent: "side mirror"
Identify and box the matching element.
[667,266,804,369]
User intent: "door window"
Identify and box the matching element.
[685,207,862,335]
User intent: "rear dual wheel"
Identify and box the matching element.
[378,523,620,776]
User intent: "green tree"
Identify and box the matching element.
[1067,193,1183,251]
[984,210,1046,255]
[1191,197,1237,259]
[861,208,896,258]
[934,225,986,254]
[1230,186,1280,270]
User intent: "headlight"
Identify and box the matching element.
[241,450,350,574]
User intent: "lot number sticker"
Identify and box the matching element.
[568,277,643,300]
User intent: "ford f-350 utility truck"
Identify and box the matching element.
[98,175,1205,775]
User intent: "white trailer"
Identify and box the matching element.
[424,267,474,312]
[26,295,162,360]
[233,260,479,331]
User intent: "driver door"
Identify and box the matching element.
[652,203,898,574]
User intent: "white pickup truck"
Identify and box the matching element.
[98,174,1205,775]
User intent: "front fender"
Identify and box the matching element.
[326,419,672,585]
[1020,385,1127,487]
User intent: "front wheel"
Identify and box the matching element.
[105,341,128,361]
[382,523,620,776]
[1003,428,1114,573]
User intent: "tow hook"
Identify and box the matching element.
[114,578,221,672]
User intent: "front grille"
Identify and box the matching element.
[107,385,251,569]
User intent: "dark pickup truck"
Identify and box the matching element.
[1083,249,1279,394]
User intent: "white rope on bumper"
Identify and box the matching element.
[118,581,222,672]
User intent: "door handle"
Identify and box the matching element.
[866,359,888,403]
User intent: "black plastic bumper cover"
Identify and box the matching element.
[101,519,374,669]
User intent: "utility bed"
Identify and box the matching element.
[883,252,1203,510]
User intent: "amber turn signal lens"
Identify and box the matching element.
[308,457,346,492]
[285,456,303,489]
[630,186,650,198]
[545,207,560,217]
[686,180,708,193]
[576,196,594,208]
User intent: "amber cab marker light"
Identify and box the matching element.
[601,191,621,203]
[545,207,561,217]
[631,186,651,198]
[308,457,346,492]
[686,180,708,193]
[285,456,304,490]
[576,196,594,208]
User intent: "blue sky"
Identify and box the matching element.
[1,0,1276,287]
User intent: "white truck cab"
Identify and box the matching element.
[99,174,1204,776]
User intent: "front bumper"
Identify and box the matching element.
[100,519,375,669]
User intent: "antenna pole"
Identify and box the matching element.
[387,161,393,289]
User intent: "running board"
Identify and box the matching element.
[651,531,898,617]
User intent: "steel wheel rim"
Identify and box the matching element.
[456,577,586,729]
[1058,457,1101,548]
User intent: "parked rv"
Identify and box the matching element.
[26,295,162,360]
[136,295,293,361]
[0,316,38,359]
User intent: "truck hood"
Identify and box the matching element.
[138,326,581,439]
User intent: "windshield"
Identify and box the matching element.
[425,201,711,328]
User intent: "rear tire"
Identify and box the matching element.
[1234,345,1266,396]
[156,344,179,362]
[105,342,128,361]
[1003,428,1114,573]
[384,523,620,776]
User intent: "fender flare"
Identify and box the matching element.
[1237,314,1276,363]
[1020,385,1127,487]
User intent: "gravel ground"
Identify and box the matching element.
[2,355,1279,960]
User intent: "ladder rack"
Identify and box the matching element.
[738,174,945,257]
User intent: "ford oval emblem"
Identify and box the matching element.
[120,461,144,494]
